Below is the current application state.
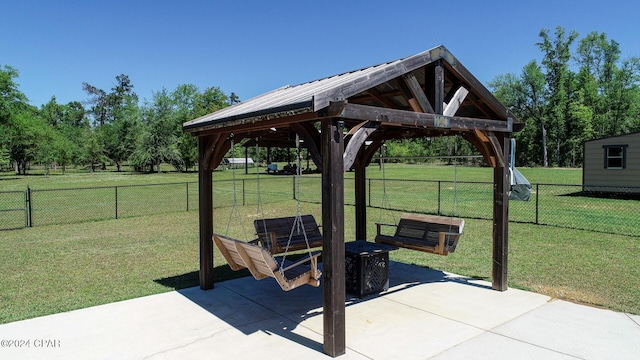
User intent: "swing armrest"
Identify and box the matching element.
[280,252,321,272]
[437,231,463,254]
[376,222,397,235]
[255,231,279,252]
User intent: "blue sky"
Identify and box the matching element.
[2,0,639,108]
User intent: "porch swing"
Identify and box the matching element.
[374,139,465,256]
[213,135,321,291]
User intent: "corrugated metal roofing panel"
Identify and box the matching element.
[183,46,445,132]
[183,45,515,132]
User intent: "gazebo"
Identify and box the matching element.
[183,45,520,357]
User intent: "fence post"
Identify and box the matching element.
[535,183,539,224]
[242,179,246,206]
[26,186,32,227]
[186,182,189,211]
[115,186,118,219]
[292,176,296,200]
[368,179,371,207]
[437,181,441,215]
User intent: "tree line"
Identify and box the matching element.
[1,69,238,174]
[2,26,639,174]
[490,26,640,167]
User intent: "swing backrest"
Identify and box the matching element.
[375,213,464,255]
[254,215,323,254]
[396,214,464,245]
[213,234,249,271]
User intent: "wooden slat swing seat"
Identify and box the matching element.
[374,138,465,256]
[253,214,323,254]
[213,134,322,291]
[375,213,464,255]
[213,234,321,291]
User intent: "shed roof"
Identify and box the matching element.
[183,45,517,134]
[583,131,640,144]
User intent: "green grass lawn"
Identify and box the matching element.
[0,164,638,325]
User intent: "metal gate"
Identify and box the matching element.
[0,190,28,230]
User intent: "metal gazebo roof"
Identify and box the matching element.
[183,45,517,134]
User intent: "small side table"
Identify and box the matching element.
[344,240,398,298]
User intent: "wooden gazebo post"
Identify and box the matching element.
[492,134,510,291]
[198,136,215,290]
[321,118,346,357]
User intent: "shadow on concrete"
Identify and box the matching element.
[153,259,497,354]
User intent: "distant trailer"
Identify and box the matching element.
[583,132,640,194]
[222,157,255,168]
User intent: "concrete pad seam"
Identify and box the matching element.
[381,292,549,332]
[484,330,586,359]
[381,293,577,359]
[627,313,640,328]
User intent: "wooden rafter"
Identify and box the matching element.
[364,88,397,108]
[402,74,434,113]
[193,111,321,137]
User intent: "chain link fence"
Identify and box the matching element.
[2,177,639,237]
[0,177,296,229]
[363,179,640,237]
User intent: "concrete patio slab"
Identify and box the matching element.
[0,261,637,360]
[430,332,577,359]
[383,262,552,330]
[492,299,640,360]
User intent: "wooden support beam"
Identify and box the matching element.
[290,123,323,172]
[209,133,233,170]
[343,122,378,171]
[492,134,510,291]
[443,86,469,116]
[321,118,346,357]
[354,139,383,242]
[202,134,219,171]
[354,163,367,241]
[463,133,493,167]
[487,132,506,168]
[434,60,444,114]
[402,74,434,113]
[198,136,214,290]
[471,129,496,167]
[327,102,513,133]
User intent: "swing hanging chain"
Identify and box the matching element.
[255,139,269,242]
[225,134,243,237]
[280,134,313,273]
[449,137,459,234]
[378,141,397,227]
